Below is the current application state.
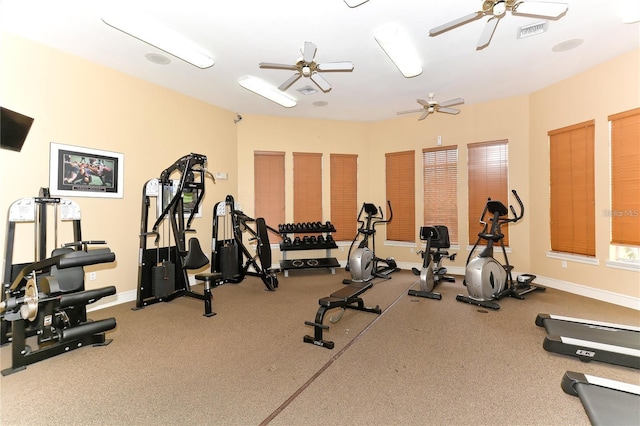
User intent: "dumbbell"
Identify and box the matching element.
[309,236,317,244]
[325,235,333,242]
[317,235,325,244]
[303,236,311,244]
[294,236,301,245]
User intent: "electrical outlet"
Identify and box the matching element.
[89,272,97,280]
[561,261,567,269]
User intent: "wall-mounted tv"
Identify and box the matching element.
[1,107,34,152]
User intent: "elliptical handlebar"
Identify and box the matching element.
[372,200,393,231]
[506,190,524,223]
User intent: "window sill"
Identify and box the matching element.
[605,260,640,272]
[546,251,599,266]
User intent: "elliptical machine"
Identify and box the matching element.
[408,225,457,300]
[456,190,544,310]
[344,201,400,284]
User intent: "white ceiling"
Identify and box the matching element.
[1,0,638,122]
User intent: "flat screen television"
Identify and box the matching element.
[1,107,34,152]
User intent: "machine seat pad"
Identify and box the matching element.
[319,283,372,308]
[195,272,224,283]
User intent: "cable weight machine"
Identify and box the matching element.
[135,153,220,315]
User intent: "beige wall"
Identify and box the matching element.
[529,49,640,298]
[2,31,638,304]
[1,32,238,295]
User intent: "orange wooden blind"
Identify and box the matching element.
[293,152,323,224]
[548,121,595,256]
[423,146,459,244]
[254,151,285,228]
[467,140,509,246]
[385,150,415,242]
[609,108,640,246]
[330,154,358,241]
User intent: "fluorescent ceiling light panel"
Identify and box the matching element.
[374,24,422,78]
[102,12,214,69]
[239,76,297,108]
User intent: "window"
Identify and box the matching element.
[385,150,415,242]
[467,140,509,246]
[609,108,640,261]
[548,121,595,256]
[423,146,458,244]
[330,154,358,241]
[254,151,285,228]
[293,152,322,223]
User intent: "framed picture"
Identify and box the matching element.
[49,142,124,198]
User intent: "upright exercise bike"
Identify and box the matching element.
[344,201,400,284]
[456,190,544,310]
[408,225,456,300]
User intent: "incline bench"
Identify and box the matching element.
[303,282,381,349]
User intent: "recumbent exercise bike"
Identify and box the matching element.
[408,225,457,300]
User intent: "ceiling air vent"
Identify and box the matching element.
[518,21,547,39]
[297,86,318,96]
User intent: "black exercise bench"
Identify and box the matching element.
[303,282,381,349]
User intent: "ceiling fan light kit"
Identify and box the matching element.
[259,41,354,94]
[374,24,422,78]
[238,76,297,108]
[101,12,214,69]
[397,94,464,121]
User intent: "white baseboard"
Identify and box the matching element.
[532,276,640,311]
[87,264,639,312]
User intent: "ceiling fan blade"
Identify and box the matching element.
[438,107,460,115]
[310,72,332,92]
[439,98,464,108]
[512,1,568,19]
[259,62,297,70]
[429,11,484,36]
[477,17,500,50]
[416,99,429,107]
[316,61,354,72]
[278,73,302,91]
[419,110,431,120]
[344,0,370,7]
[303,41,317,63]
[397,108,425,115]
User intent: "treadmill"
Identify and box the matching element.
[536,314,640,369]
[562,371,640,426]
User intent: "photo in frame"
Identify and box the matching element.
[49,142,124,198]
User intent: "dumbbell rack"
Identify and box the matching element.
[278,222,340,277]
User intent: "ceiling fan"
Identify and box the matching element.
[259,41,354,93]
[397,94,464,120]
[429,0,569,50]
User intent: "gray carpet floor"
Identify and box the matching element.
[1,269,639,425]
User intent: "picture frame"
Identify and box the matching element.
[49,142,124,199]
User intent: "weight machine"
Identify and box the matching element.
[135,153,222,316]
[1,189,117,375]
[210,195,279,290]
